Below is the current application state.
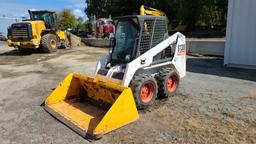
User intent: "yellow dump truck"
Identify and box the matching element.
[7,10,67,53]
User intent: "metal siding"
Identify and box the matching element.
[225,0,256,68]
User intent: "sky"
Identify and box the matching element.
[0,0,87,20]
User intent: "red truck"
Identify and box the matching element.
[96,18,115,38]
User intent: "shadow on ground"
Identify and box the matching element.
[187,56,256,82]
[0,49,44,56]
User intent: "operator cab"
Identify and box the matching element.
[110,16,140,66]
[28,10,57,29]
[98,15,170,80]
[110,15,169,67]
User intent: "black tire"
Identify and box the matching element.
[156,66,180,98]
[129,74,158,109]
[41,34,58,53]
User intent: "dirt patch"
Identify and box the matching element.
[241,95,256,100]
[0,71,29,79]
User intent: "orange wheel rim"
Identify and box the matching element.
[140,83,154,103]
[167,75,177,93]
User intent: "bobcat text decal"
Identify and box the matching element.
[177,44,186,56]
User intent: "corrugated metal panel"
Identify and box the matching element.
[0,17,21,36]
[225,0,256,69]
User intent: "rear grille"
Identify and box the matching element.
[10,23,32,41]
[139,18,167,55]
[152,20,167,47]
[139,19,154,55]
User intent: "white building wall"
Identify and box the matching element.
[225,0,256,69]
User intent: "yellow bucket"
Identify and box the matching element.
[44,73,139,138]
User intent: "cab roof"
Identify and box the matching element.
[28,10,55,14]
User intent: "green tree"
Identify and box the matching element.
[76,17,84,30]
[85,0,228,30]
[58,9,77,30]
[85,0,111,18]
[197,0,223,27]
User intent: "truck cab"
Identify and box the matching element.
[96,18,115,38]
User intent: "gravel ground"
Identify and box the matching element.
[0,42,255,144]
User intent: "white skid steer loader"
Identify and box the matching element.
[43,15,186,138]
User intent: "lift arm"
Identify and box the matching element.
[140,5,166,16]
[123,32,186,87]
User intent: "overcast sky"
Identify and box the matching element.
[0,0,87,19]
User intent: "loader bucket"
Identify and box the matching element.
[44,73,139,138]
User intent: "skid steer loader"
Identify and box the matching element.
[44,15,186,138]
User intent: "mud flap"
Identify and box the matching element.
[44,73,139,138]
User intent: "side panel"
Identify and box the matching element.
[93,88,139,136]
[172,35,186,78]
[31,21,46,46]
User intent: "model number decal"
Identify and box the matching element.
[177,44,186,56]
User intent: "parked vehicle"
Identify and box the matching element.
[7,10,69,53]
[96,18,115,38]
